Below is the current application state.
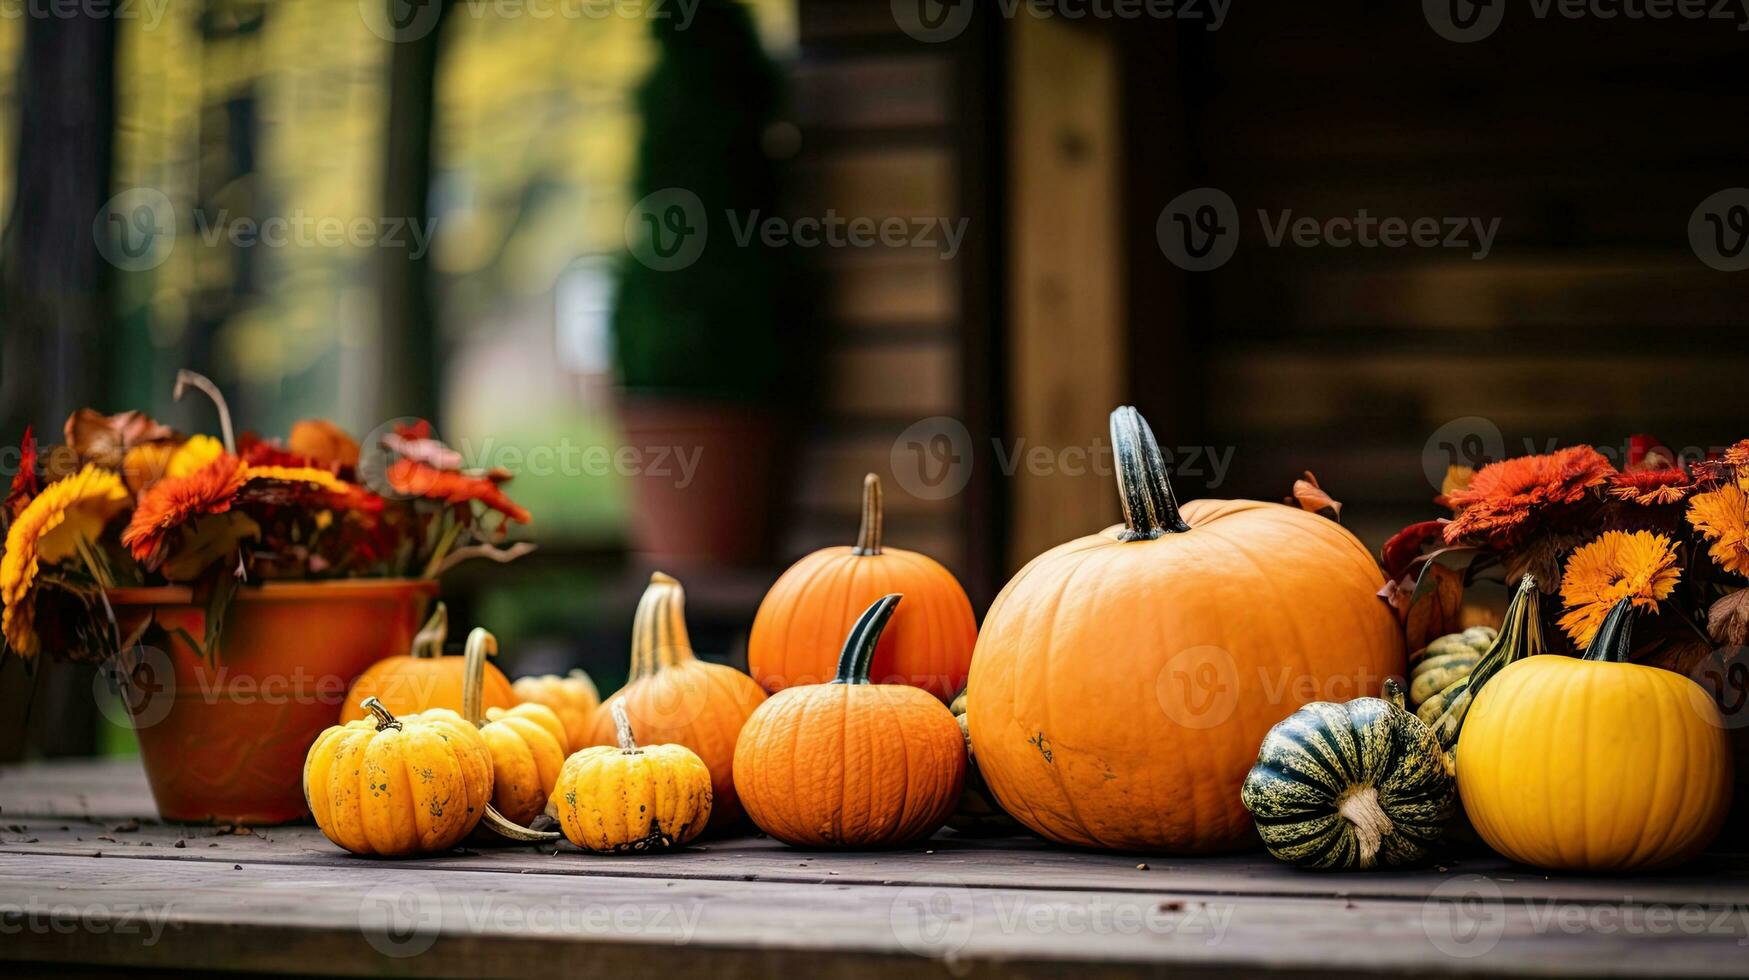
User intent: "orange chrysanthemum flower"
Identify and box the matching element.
[1607,466,1696,506]
[2,465,131,657]
[121,454,249,568]
[1557,530,1681,649]
[387,459,530,524]
[1443,446,1615,546]
[1723,439,1749,469]
[1688,484,1749,576]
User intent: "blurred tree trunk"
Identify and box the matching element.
[378,0,455,426]
[0,11,119,760]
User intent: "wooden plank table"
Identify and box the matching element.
[3,759,1749,978]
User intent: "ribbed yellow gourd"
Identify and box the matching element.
[550,701,714,853]
[1458,598,1733,872]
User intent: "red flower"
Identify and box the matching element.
[1608,466,1696,506]
[387,459,530,524]
[121,454,250,567]
[1443,446,1615,547]
[5,427,40,521]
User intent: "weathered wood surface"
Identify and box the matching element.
[4,760,1749,978]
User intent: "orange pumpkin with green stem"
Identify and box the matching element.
[735,594,966,848]
[966,406,1405,853]
[339,602,516,723]
[588,572,767,834]
[749,473,977,701]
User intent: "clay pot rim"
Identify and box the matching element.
[107,578,439,607]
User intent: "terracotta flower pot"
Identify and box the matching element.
[106,579,438,825]
[617,396,786,566]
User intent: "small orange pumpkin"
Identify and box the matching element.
[967,407,1405,853]
[735,594,966,848]
[511,669,600,753]
[588,572,767,834]
[340,602,516,723]
[749,473,977,701]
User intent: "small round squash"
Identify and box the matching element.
[749,474,978,701]
[460,629,568,828]
[512,669,601,753]
[303,697,493,857]
[1458,599,1734,872]
[735,594,967,848]
[340,602,516,722]
[548,702,713,854]
[1242,680,1456,869]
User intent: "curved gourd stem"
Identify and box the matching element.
[852,473,883,555]
[480,807,558,842]
[1585,598,1638,663]
[630,572,695,679]
[1382,677,1407,712]
[462,627,496,726]
[1109,406,1190,541]
[1435,574,1543,752]
[612,701,641,753]
[173,369,236,454]
[833,594,903,685]
[410,602,448,660]
[362,697,401,731]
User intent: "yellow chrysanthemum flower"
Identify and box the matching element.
[166,435,225,479]
[1,466,131,657]
[121,442,177,494]
[1688,484,1749,576]
[1557,530,1681,650]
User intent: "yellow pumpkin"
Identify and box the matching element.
[511,669,601,753]
[548,701,714,853]
[303,697,493,857]
[1459,598,1733,871]
[460,628,568,829]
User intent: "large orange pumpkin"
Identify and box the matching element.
[966,407,1404,853]
[339,602,516,723]
[588,572,767,834]
[735,594,965,847]
[749,473,976,701]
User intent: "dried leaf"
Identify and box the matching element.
[1709,590,1749,647]
[4,426,39,521]
[1404,562,1464,653]
[1382,520,1447,581]
[65,409,175,470]
[1285,471,1341,521]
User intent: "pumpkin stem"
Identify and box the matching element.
[853,473,884,556]
[1382,677,1407,712]
[1336,785,1393,869]
[631,572,695,677]
[833,594,902,685]
[411,602,448,659]
[362,697,401,732]
[173,369,237,455]
[1109,406,1190,541]
[481,805,560,842]
[1585,598,1638,663]
[462,627,497,726]
[612,700,640,752]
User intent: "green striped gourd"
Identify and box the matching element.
[1241,679,1455,869]
[1407,626,1494,712]
[1416,576,1544,752]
